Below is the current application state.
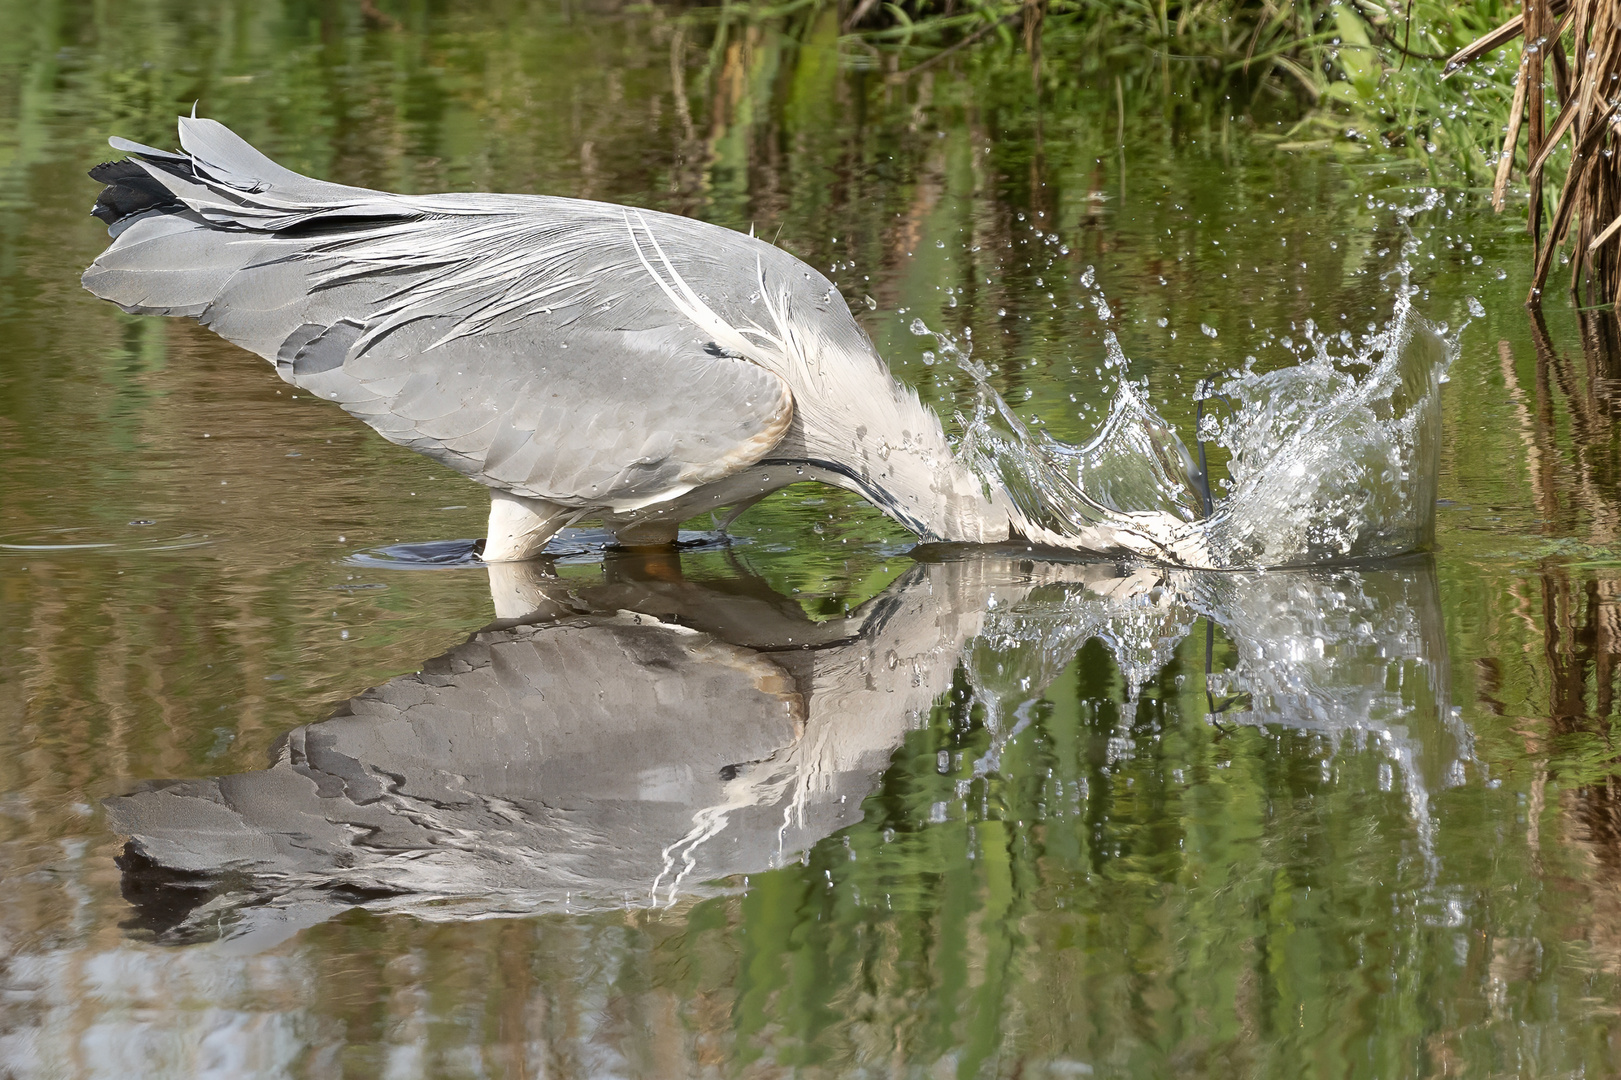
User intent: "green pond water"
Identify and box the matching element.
[3,2,1621,1077]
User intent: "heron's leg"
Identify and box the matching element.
[606,513,682,548]
[483,491,573,562]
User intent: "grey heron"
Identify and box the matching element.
[82,116,1207,563]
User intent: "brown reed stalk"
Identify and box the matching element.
[1447,0,1621,310]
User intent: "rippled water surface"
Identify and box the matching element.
[6,3,1621,1077]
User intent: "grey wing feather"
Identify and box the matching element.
[83,117,805,510]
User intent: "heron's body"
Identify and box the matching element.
[82,117,1200,562]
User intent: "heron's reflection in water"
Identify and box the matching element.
[107,551,1460,952]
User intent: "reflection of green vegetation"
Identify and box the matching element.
[721,0,1525,189]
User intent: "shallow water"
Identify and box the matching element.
[6,2,1621,1077]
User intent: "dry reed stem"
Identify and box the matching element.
[1452,0,1621,310]
[1588,209,1621,250]
[1496,55,1531,210]
[1443,7,1547,76]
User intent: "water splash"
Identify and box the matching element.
[915,322,1206,540]
[921,206,1469,569]
[1199,289,1451,566]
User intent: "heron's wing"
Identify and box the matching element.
[82,118,815,509]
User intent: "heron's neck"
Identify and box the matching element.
[783,373,1017,545]
[779,363,1212,564]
